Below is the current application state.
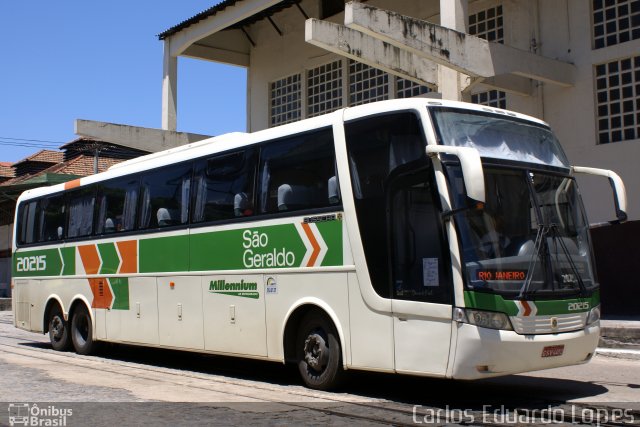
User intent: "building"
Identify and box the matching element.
[0,140,147,297]
[145,0,640,225]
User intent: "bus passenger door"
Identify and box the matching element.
[389,169,453,375]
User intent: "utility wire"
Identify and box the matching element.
[0,136,66,144]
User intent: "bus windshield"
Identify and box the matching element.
[430,107,570,168]
[451,167,596,297]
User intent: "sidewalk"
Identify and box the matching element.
[597,318,640,360]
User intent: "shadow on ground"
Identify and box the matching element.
[19,340,609,410]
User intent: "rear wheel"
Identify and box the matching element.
[296,312,343,390]
[71,304,96,355]
[48,305,71,351]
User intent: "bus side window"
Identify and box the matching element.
[38,195,66,242]
[139,163,192,229]
[258,128,336,214]
[17,201,39,245]
[191,149,257,223]
[96,176,139,234]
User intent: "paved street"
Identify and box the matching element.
[0,312,638,426]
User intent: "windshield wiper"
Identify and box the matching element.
[518,224,547,299]
[547,223,587,295]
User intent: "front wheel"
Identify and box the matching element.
[48,305,71,351]
[71,305,96,355]
[296,312,343,390]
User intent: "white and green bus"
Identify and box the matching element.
[12,99,626,390]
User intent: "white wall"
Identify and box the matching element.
[240,0,639,222]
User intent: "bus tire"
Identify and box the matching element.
[70,304,96,355]
[48,304,71,351]
[296,311,343,390]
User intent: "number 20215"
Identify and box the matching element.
[16,255,46,272]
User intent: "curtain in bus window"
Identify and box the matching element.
[139,185,151,229]
[68,190,95,238]
[122,186,138,231]
[180,178,190,224]
[192,174,207,223]
[259,161,270,213]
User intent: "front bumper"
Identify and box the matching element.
[450,322,600,379]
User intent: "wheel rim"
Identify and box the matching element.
[303,332,329,373]
[50,316,64,342]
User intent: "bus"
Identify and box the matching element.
[12,99,626,390]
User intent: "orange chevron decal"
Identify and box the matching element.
[301,223,321,267]
[89,278,113,309]
[78,244,101,275]
[116,240,137,274]
[521,300,532,316]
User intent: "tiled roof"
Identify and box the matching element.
[14,150,64,165]
[41,155,123,176]
[0,155,125,187]
[0,163,14,178]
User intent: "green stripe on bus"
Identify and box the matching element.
[317,221,342,267]
[464,290,600,315]
[190,224,307,271]
[139,235,190,273]
[98,243,119,274]
[109,277,130,310]
[60,247,75,276]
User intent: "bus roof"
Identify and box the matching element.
[16,99,549,203]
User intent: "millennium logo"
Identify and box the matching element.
[209,279,259,299]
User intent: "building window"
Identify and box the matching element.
[469,5,506,109]
[595,56,640,144]
[593,0,640,49]
[349,60,389,106]
[471,91,507,109]
[308,61,343,118]
[469,5,503,43]
[396,78,431,98]
[270,74,302,127]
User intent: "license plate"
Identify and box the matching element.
[541,345,565,357]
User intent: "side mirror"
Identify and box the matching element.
[572,166,627,223]
[426,145,485,203]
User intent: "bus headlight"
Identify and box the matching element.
[454,307,513,331]
[586,305,601,326]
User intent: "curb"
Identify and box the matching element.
[595,347,640,361]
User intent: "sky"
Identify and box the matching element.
[0,1,248,163]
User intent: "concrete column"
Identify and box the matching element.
[162,39,178,131]
[438,0,468,101]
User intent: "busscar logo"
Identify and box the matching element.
[8,403,72,426]
[209,279,259,299]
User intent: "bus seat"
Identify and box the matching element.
[104,218,115,233]
[278,184,311,211]
[328,176,339,204]
[234,192,251,217]
[157,208,172,227]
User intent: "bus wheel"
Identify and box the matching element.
[71,305,95,355]
[48,305,71,351]
[296,312,343,390]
